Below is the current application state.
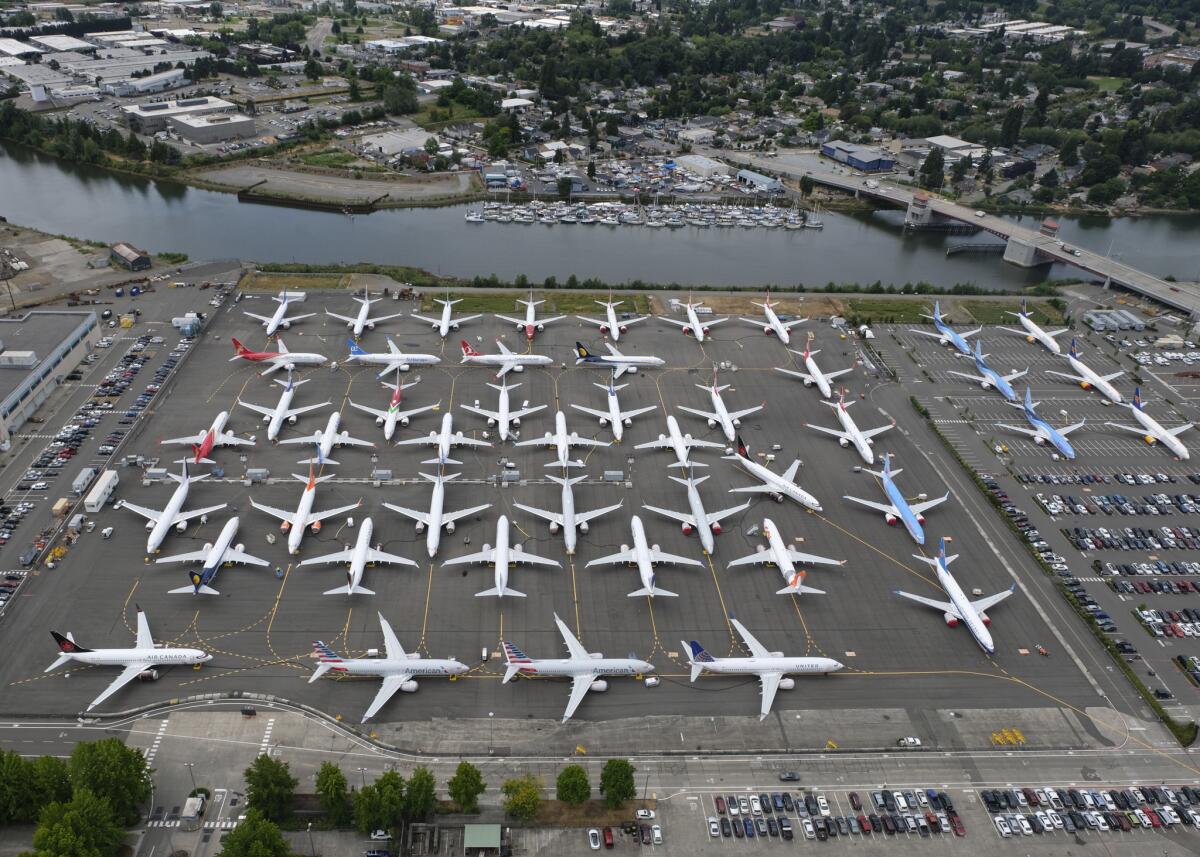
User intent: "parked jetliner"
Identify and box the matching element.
[411,297,481,338]
[462,380,545,442]
[161,410,253,465]
[229,336,327,376]
[496,291,566,341]
[997,389,1084,460]
[502,613,654,722]
[1106,387,1193,460]
[907,300,980,356]
[726,437,822,512]
[47,607,211,712]
[947,341,1027,402]
[642,474,750,555]
[395,412,492,465]
[384,472,490,558]
[727,517,844,594]
[443,515,560,597]
[843,453,948,545]
[804,390,894,465]
[155,516,269,595]
[586,515,702,598]
[684,617,844,719]
[299,516,417,596]
[349,375,438,441]
[280,411,374,464]
[574,341,665,379]
[243,291,314,336]
[657,297,727,341]
[116,462,227,554]
[515,410,610,469]
[514,475,622,555]
[678,370,763,445]
[326,291,405,339]
[570,374,656,442]
[634,415,724,469]
[310,613,467,722]
[460,339,553,379]
[575,294,647,341]
[1045,338,1124,403]
[739,293,807,344]
[776,334,854,399]
[249,468,361,555]
[237,374,329,442]
[999,298,1069,354]
[345,338,441,378]
[894,537,1015,655]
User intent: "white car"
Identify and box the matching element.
[802,819,815,839]
[708,817,720,837]
[994,815,1012,837]
[635,809,655,820]
[1047,809,1064,829]
[750,795,762,815]
[651,825,662,845]
[370,830,389,841]
[588,828,601,850]
[1016,815,1033,836]
[817,794,830,817]
[974,210,986,218]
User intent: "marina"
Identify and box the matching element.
[464,199,822,230]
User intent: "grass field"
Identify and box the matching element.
[960,300,1062,325]
[240,272,351,291]
[299,149,358,168]
[845,298,930,323]
[411,99,485,130]
[1088,76,1125,93]
[419,292,652,313]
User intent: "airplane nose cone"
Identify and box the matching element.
[639,661,655,673]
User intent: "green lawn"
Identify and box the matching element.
[411,99,485,130]
[300,149,357,168]
[1088,76,1126,93]
[960,300,1062,325]
[845,299,930,323]
[420,292,651,313]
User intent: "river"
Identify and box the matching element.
[2,141,1197,289]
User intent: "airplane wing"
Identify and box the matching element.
[494,361,519,378]
[325,311,357,324]
[512,502,564,528]
[349,400,387,420]
[159,431,204,446]
[455,435,493,449]
[823,367,855,382]
[462,404,501,421]
[495,340,513,356]
[893,588,957,617]
[118,501,165,524]
[554,613,590,659]
[456,314,483,325]
[657,316,690,328]
[1100,371,1125,382]
[970,584,1016,614]
[511,546,561,568]
[283,402,331,421]
[381,502,431,527]
[648,548,704,567]
[677,405,718,422]
[440,503,491,526]
[996,422,1040,438]
[514,435,554,448]
[620,405,658,421]
[562,673,593,722]
[703,500,751,527]
[1104,421,1145,436]
[1170,423,1195,437]
[1058,421,1086,436]
[641,504,695,528]
[365,311,406,325]
[237,400,276,419]
[908,328,948,340]
[1044,370,1085,385]
[584,548,638,567]
[494,314,524,327]
[575,315,607,327]
[706,318,728,326]
[731,617,770,658]
[249,499,297,524]
[512,404,547,420]
[539,315,566,326]
[573,501,623,527]
[298,548,354,566]
[775,367,815,384]
[223,547,270,566]
[726,550,775,568]
[861,424,894,440]
[909,494,949,515]
[368,548,417,566]
[243,311,273,324]
[87,662,155,711]
[570,404,610,421]
[362,673,412,722]
[633,437,670,450]
[396,403,439,421]
[842,495,896,515]
[996,326,1027,337]
[1002,368,1029,382]
[946,370,986,384]
[394,434,437,447]
[569,435,610,449]
[782,318,808,330]
[805,423,850,440]
[154,549,210,564]
[169,504,227,528]
[442,548,497,567]
[217,432,254,447]
[1047,328,1070,338]
[281,312,317,324]
[757,671,782,720]
[277,432,321,446]
[136,610,154,649]
[786,550,845,567]
[622,316,649,327]
[727,404,764,421]
[337,434,375,448]
[378,615,404,660]
[410,314,441,325]
[304,501,361,528]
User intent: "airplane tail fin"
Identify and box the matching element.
[487,380,520,392]
[502,639,531,682]
[1133,387,1143,411]
[685,640,714,681]
[460,340,480,359]
[49,630,90,656]
[574,341,592,361]
[170,577,219,595]
[348,340,368,356]
[230,337,251,357]
[776,581,826,596]
[1069,337,1079,359]
[546,473,588,487]
[735,435,751,459]
[309,640,342,681]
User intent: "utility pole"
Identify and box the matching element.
[184,762,197,792]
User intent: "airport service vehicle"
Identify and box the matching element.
[727,517,845,594]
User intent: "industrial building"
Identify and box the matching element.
[28,34,95,52]
[821,140,895,172]
[0,38,41,57]
[102,67,188,97]
[169,111,257,144]
[735,168,784,193]
[673,154,730,178]
[924,134,988,162]
[1084,309,1147,332]
[110,242,151,271]
[121,96,237,134]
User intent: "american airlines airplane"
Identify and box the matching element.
[514,474,623,555]
[634,415,725,469]
[279,411,374,465]
[586,515,702,598]
[116,462,227,554]
[460,339,553,379]
[395,412,492,465]
[229,336,327,375]
[411,297,481,338]
[1046,338,1124,403]
[907,300,980,356]
[683,617,844,719]
[843,453,948,545]
[804,389,894,465]
[349,374,439,441]
[575,294,648,341]
[384,471,490,558]
[325,290,405,339]
[515,410,610,470]
[161,409,253,465]
[243,291,315,336]
[725,437,823,512]
[657,297,727,341]
[894,537,1015,655]
[1106,387,1193,460]
[739,293,807,344]
[496,291,566,341]
[47,607,211,712]
[947,341,1026,402]
[678,370,763,445]
[570,373,656,442]
[775,334,854,399]
[574,341,665,379]
[249,468,361,555]
[442,515,560,597]
[461,379,545,442]
[236,374,330,442]
[155,516,269,595]
[502,613,654,722]
[310,613,468,722]
[299,516,417,595]
[998,298,1069,354]
[345,338,441,379]
[726,517,844,594]
[997,388,1084,460]
[641,473,750,555]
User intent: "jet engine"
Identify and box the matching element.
[451,322,461,330]
[764,327,774,335]
[579,521,590,534]
[234,543,246,554]
[281,321,291,329]
[1033,436,1045,445]
[1145,435,1157,445]
[778,678,795,691]
[399,363,411,372]
[486,417,497,427]
[618,325,629,334]
[513,365,525,373]
[979,611,991,626]
[938,337,950,346]
[311,520,323,533]
[445,521,456,534]
[590,679,609,692]
[623,417,633,427]
[707,418,718,429]
[711,522,722,535]
[802,378,814,388]
[549,521,561,534]
[599,325,609,335]
[288,415,299,424]
[375,416,385,426]
[399,416,410,427]
[681,522,694,535]
[175,520,188,532]
[415,521,426,533]
[885,513,898,526]
[838,437,850,447]
[943,612,958,627]
[137,669,160,681]
[367,322,376,330]
[702,327,711,336]
[400,680,419,692]
[536,323,546,332]
[280,520,292,532]
[598,417,609,427]
[980,381,992,390]
[682,327,693,336]
[512,416,522,427]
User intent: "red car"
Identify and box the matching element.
[857,814,871,834]
[714,796,726,814]
[849,792,862,811]
[949,815,966,836]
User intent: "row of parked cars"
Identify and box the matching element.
[1137,606,1200,649]
[985,785,1200,836]
[1113,578,1200,596]
[1039,490,1200,517]
[1064,524,1200,553]
[1017,471,1200,487]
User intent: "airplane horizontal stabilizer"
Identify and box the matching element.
[476,586,526,597]
[629,586,677,598]
[169,583,219,595]
[324,584,376,596]
[776,583,825,595]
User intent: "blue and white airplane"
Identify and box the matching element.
[999,298,1069,354]
[997,388,1085,460]
[947,341,1027,402]
[908,301,981,356]
[843,453,948,545]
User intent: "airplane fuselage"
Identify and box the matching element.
[881,476,925,545]
[267,385,298,441]
[630,516,662,594]
[1132,406,1190,459]
[805,355,834,399]
[323,657,466,679]
[762,518,803,588]
[558,482,579,554]
[287,485,318,554]
[939,562,995,653]
[192,516,241,590]
[424,479,447,557]
[1019,314,1061,354]
[733,456,822,511]
[694,656,843,676]
[682,483,716,554]
[60,647,210,668]
[146,482,190,553]
[709,389,738,443]
[763,306,790,344]
[314,412,343,458]
[489,515,513,595]
[1067,355,1122,403]
[665,416,695,466]
[834,403,874,464]
[1028,411,1076,459]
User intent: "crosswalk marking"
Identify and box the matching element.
[144,719,169,765]
[258,718,275,756]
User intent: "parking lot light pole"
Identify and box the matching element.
[184,762,196,792]
[307,821,316,857]
[357,767,367,788]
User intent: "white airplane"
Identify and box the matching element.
[998,298,1069,354]
[997,388,1084,460]
[442,515,560,598]
[299,516,417,596]
[160,410,254,465]
[575,294,648,341]
[843,453,948,546]
[894,537,1015,655]
[726,517,844,595]
[411,297,481,338]
[243,291,315,336]
[502,613,654,722]
[460,339,553,379]
[1046,338,1124,403]
[514,474,623,555]
[586,514,703,598]
[515,410,610,470]
[634,414,725,469]
[725,436,822,512]
[249,468,361,555]
[496,291,566,341]
[683,617,844,719]
[947,341,1027,402]
[739,293,807,344]
[155,516,269,595]
[47,607,211,712]
[309,613,468,722]
[345,338,441,379]
[461,379,545,442]
[349,374,439,442]
[678,370,764,445]
[569,373,656,442]
[776,334,855,399]
[229,336,327,376]
[908,300,980,356]
[804,389,894,465]
[657,296,727,341]
[384,471,490,558]
[1106,387,1193,460]
[279,411,374,465]
[236,374,329,443]
[574,341,665,380]
[642,474,750,555]
[116,462,227,554]
[326,291,406,339]
[395,412,492,465]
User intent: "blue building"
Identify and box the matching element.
[821,140,895,172]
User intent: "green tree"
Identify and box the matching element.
[354,770,406,834]
[501,774,542,821]
[315,762,351,827]
[243,754,297,823]
[405,767,436,820]
[999,106,1024,149]
[29,756,71,815]
[918,148,944,191]
[68,739,151,826]
[799,175,814,197]
[447,762,485,813]
[209,2,223,18]
[1039,168,1059,188]
[215,808,291,857]
[556,176,574,199]
[30,788,124,857]
[599,759,636,809]
[587,159,596,180]
[423,136,439,155]
[304,59,322,81]
[556,765,590,806]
